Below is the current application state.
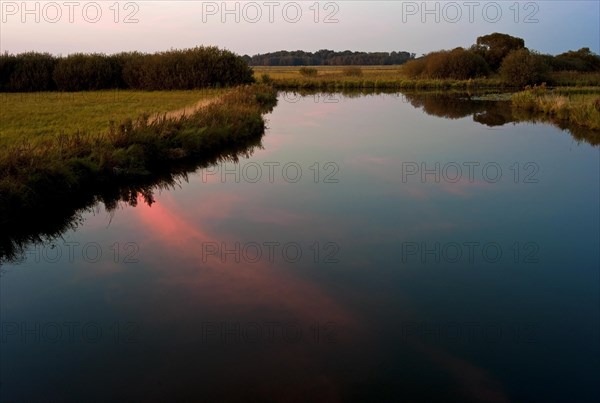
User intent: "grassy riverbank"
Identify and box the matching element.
[0,84,277,224]
[511,86,600,130]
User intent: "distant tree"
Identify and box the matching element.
[500,48,548,87]
[551,48,600,71]
[248,50,415,66]
[472,33,525,71]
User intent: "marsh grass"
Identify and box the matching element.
[342,67,363,77]
[299,67,318,77]
[512,85,600,130]
[547,71,600,87]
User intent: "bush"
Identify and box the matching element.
[551,48,600,72]
[53,53,121,91]
[121,47,254,90]
[299,67,318,77]
[500,49,548,87]
[402,58,427,78]
[425,48,489,79]
[1,46,254,92]
[0,52,57,91]
[402,48,489,80]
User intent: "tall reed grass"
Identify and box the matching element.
[511,85,600,130]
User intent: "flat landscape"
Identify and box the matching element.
[1,2,599,402]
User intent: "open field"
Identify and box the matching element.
[254,65,503,89]
[0,89,227,144]
[253,65,600,90]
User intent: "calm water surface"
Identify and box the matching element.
[1,92,599,402]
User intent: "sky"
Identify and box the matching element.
[1,1,598,56]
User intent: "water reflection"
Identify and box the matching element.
[402,91,600,145]
[1,91,598,402]
[0,133,265,266]
[287,89,599,145]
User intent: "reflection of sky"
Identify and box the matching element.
[2,92,599,401]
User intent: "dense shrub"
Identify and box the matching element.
[0,52,57,91]
[1,46,254,92]
[120,47,254,90]
[425,48,490,79]
[402,58,427,78]
[549,48,600,72]
[403,48,489,79]
[53,53,122,91]
[500,49,548,87]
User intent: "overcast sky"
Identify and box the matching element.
[1,1,598,56]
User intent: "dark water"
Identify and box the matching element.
[1,92,599,402]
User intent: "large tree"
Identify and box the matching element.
[472,33,525,71]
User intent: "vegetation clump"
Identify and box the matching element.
[500,48,548,87]
[343,67,363,77]
[1,46,254,92]
[299,67,318,77]
[400,32,599,87]
[511,84,600,130]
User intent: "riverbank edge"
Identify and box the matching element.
[0,84,277,237]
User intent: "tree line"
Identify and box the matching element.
[402,33,600,86]
[245,50,415,66]
[0,46,254,92]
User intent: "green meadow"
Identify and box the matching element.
[0,89,226,144]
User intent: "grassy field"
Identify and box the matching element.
[253,65,503,90]
[0,89,226,144]
[253,65,600,90]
